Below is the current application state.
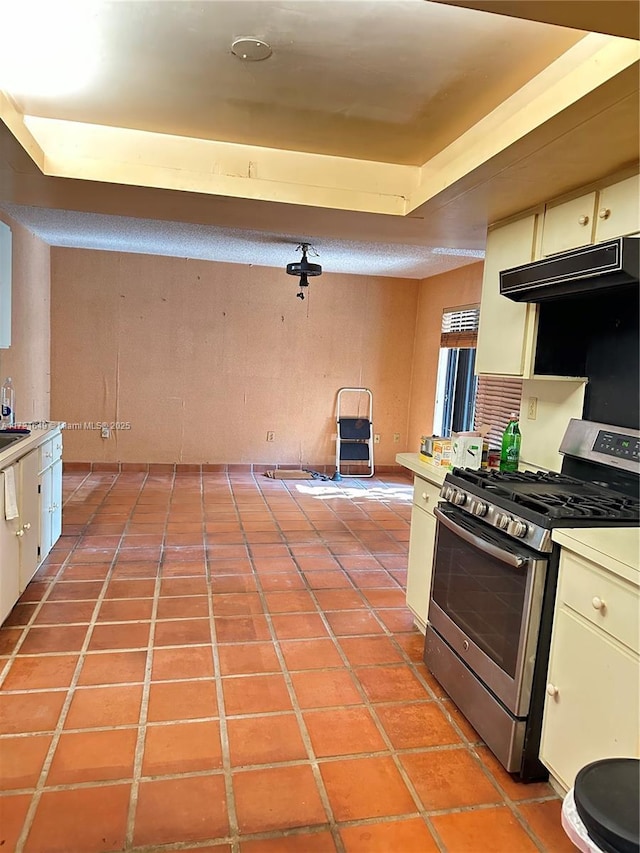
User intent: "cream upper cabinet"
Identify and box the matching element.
[594,174,640,243]
[476,214,538,377]
[540,191,597,257]
[540,549,640,793]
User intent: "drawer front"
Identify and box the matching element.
[51,433,63,463]
[39,434,62,471]
[558,551,639,654]
[412,477,441,517]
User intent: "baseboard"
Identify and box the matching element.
[62,461,410,477]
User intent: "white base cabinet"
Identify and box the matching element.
[39,435,63,561]
[540,549,640,792]
[406,475,440,633]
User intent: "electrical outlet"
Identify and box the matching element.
[266,431,275,442]
[101,426,110,439]
[374,434,380,444]
[393,433,401,443]
[527,397,538,420]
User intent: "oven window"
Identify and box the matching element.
[431,522,529,679]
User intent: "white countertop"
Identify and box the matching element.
[395,453,448,487]
[0,423,64,468]
[552,526,640,585]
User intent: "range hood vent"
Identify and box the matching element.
[500,237,639,303]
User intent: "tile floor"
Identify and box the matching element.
[0,470,576,853]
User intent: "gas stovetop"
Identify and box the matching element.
[441,467,639,554]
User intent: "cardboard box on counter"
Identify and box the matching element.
[450,425,491,470]
[420,435,452,467]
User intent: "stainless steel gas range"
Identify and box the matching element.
[424,419,640,781]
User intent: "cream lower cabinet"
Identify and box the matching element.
[475,213,539,377]
[0,469,20,624]
[39,434,63,562]
[406,475,440,633]
[18,449,40,590]
[540,550,640,793]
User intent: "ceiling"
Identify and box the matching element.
[0,0,638,279]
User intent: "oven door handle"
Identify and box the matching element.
[434,507,526,568]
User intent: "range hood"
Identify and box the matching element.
[500,237,639,303]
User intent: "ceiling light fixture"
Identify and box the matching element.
[286,243,322,300]
[231,38,272,61]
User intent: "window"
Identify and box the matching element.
[433,306,522,445]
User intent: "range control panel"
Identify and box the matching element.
[594,430,640,461]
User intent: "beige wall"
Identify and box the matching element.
[406,262,484,451]
[0,212,50,421]
[51,249,419,465]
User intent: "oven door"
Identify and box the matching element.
[429,505,548,718]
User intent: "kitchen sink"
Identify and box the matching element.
[0,432,26,449]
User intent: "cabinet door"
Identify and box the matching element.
[405,503,437,633]
[595,175,640,243]
[541,192,597,256]
[540,608,640,790]
[39,466,52,561]
[50,459,63,548]
[0,472,20,625]
[476,215,538,376]
[18,449,40,591]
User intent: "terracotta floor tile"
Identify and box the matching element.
[354,665,430,703]
[18,625,88,654]
[210,575,258,594]
[160,577,209,596]
[78,650,147,685]
[152,645,214,680]
[304,707,387,757]
[313,589,367,611]
[258,572,306,591]
[47,728,138,784]
[156,594,210,619]
[376,608,416,632]
[0,627,23,655]
[105,578,156,598]
[291,670,362,709]
[211,592,265,617]
[394,632,425,662]
[280,638,345,671]
[303,571,353,589]
[1,654,79,691]
[263,590,318,613]
[476,745,555,801]
[339,635,404,666]
[271,613,329,640]
[325,610,385,636]
[2,602,37,627]
[362,588,407,608]
[321,755,416,821]
[147,678,218,721]
[240,832,337,852]
[441,697,482,741]
[431,806,540,853]
[134,774,228,846]
[142,719,222,775]
[0,734,52,790]
[64,684,143,729]
[47,580,104,601]
[518,799,575,852]
[154,617,213,646]
[0,691,65,735]
[223,673,293,715]
[218,642,281,675]
[0,793,31,851]
[227,713,308,765]
[215,615,272,643]
[33,600,96,625]
[376,702,461,749]
[97,597,154,622]
[24,783,131,853]
[345,570,396,588]
[233,764,327,834]
[340,817,439,852]
[88,621,151,651]
[401,747,501,810]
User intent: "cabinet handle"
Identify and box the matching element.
[421,492,429,502]
[546,683,559,698]
[598,207,611,220]
[44,452,52,459]
[22,522,31,530]
[592,596,605,611]
[577,215,590,226]
[15,529,24,537]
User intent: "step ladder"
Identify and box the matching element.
[335,387,374,478]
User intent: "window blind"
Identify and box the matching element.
[440,306,480,349]
[474,376,524,448]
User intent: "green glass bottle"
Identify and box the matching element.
[500,413,521,472]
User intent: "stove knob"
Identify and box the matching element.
[442,486,455,501]
[507,519,529,538]
[451,490,467,507]
[495,513,510,530]
[471,500,488,518]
